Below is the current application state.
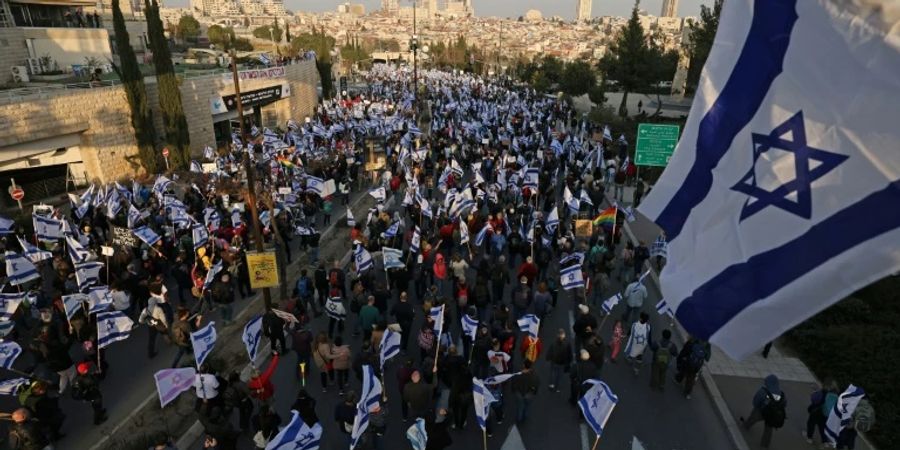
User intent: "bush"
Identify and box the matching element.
[785,275,900,449]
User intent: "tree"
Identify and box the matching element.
[291,28,336,98]
[687,0,723,91]
[176,15,200,42]
[145,0,190,169]
[285,23,291,43]
[252,24,282,42]
[560,60,597,97]
[597,1,654,117]
[111,0,158,174]
[207,24,230,48]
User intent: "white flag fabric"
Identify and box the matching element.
[578,379,618,437]
[474,223,492,247]
[545,206,559,232]
[127,204,142,228]
[825,384,866,444]
[406,418,428,450]
[0,293,25,321]
[132,226,161,246]
[516,314,540,338]
[33,214,63,243]
[483,372,519,386]
[410,226,422,253]
[266,411,322,450]
[560,265,585,290]
[17,236,52,264]
[74,261,104,291]
[655,299,675,318]
[354,244,374,273]
[369,186,386,202]
[636,0,900,358]
[0,215,14,234]
[324,298,346,321]
[382,247,405,270]
[473,377,497,430]
[62,294,85,320]
[601,293,622,314]
[192,223,209,252]
[429,304,445,336]
[190,322,217,367]
[97,311,134,349]
[4,252,40,286]
[0,378,28,396]
[379,328,401,371]
[346,207,356,227]
[155,367,197,408]
[351,365,383,448]
[242,315,263,362]
[0,342,22,369]
[203,260,223,291]
[87,286,113,314]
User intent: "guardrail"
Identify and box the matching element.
[0,79,121,102]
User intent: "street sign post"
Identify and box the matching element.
[634,123,680,167]
[162,147,170,171]
[7,178,23,210]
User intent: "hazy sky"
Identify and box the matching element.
[166,0,709,20]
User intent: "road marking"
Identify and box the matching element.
[632,436,648,450]
[580,424,590,450]
[501,424,527,450]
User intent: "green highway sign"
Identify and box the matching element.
[634,123,680,167]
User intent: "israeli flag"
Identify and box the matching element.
[0,342,21,369]
[419,197,433,219]
[636,0,900,358]
[351,365,383,449]
[523,167,540,191]
[190,322,217,367]
[242,315,263,363]
[430,304,445,336]
[0,378,28,396]
[410,226,422,253]
[132,226,161,246]
[258,53,271,65]
[473,377,497,430]
[33,214,63,243]
[560,252,585,267]
[62,294,85,320]
[578,379,618,437]
[305,176,325,195]
[545,207,560,233]
[347,207,356,227]
[231,209,242,228]
[580,189,594,207]
[87,286,113,314]
[105,189,122,219]
[560,264,585,291]
[5,252,40,286]
[192,223,209,252]
[152,175,173,197]
[602,126,612,141]
[623,206,637,223]
[324,297,347,321]
[825,384,866,444]
[601,293,622,315]
[516,314,540,338]
[650,235,668,258]
[75,196,91,219]
[461,314,478,340]
[406,418,428,450]
[0,216,14,235]
[265,411,322,450]
[379,328,401,371]
[384,221,400,238]
[0,293,25,322]
[382,247,405,270]
[97,310,134,349]
[74,261,103,291]
[369,186,386,203]
[459,221,470,245]
[655,299,675,318]
[66,235,90,263]
[354,244,374,274]
[564,187,580,214]
[190,160,202,173]
[17,236,51,264]
[408,123,422,135]
[474,223,493,247]
[204,146,215,160]
[203,260,223,290]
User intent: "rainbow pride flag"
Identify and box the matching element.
[592,206,617,230]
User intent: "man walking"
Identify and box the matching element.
[740,374,787,448]
[511,359,540,423]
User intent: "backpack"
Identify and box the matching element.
[688,342,707,371]
[761,390,787,428]
[296,277,311,299]
[654,345,671,366]
[852,399,875,433]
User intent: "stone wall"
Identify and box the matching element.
[0,28,31,85]
[0,84,142,183]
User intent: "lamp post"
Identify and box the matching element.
[410,0,418,110]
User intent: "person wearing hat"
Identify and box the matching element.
[569,349,599,404]
[511,276,532,320]
[71,362,107,425]
[20,380,65,441]
[7,408,51,450]
[573,303,598,350]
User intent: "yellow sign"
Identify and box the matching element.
[575,220,593,237]
[246,251,279,289]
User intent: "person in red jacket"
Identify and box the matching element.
[517,256,538,286]
[249,351,280,403]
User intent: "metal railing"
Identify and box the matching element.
[0,79,121,102]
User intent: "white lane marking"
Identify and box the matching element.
[501,424,528,450]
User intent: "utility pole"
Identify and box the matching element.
[413,2,418,110]
[230,45,273,311]
[497,20,502,77]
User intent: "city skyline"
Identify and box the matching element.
[165,0,709,19]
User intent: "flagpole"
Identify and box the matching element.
[96,321,102,374]
[483,429,488,450]
[591,435,601,450]
[432,306,444,373]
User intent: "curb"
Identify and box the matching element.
[607,193,751,450]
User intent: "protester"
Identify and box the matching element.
[648,329,678,391]
[740,374,787,449]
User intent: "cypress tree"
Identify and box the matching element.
[144,0,190,170]
[111,0,158,174]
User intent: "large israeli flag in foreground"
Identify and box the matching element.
[638,0,900,358]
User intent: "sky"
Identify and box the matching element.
[166,0,709,20]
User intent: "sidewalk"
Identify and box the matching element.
[614,185,875,450]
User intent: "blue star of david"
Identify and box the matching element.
[106,320,115,332]
[731,111,848,221]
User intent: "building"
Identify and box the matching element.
[349,3,365,16]
[0,60,320,208]
[661,0,678,17]
[381,0,398,14]
[576,0,591,22]
[524,9,542,22]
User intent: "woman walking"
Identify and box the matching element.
[312,332,335,392]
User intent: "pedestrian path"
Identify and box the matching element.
[706,345,815,383]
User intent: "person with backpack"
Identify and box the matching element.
[741,374,786,448]
[624,312,652,377]
[71,362,107,425]
[170,306,198,368]
[837,395,875,450]
[295,269,317,316]
[805,379,838,445]
[648,329,678,391]
[675,337,710,399]
[7,408,51,450]
[314,264,329,310]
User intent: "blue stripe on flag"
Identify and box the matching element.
[654,0,799,241]
[677,179,900,340]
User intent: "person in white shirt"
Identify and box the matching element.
[194,372,219,401]
[624,312,652,377]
